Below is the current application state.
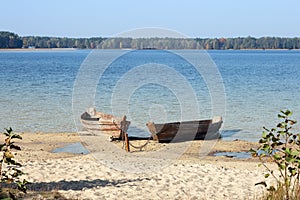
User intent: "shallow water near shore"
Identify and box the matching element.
[52,142,89,155]
[213,151,251,159]
[1,49,300,142]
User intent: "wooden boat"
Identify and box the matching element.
[80,108,130,138]
[146,116,222,143]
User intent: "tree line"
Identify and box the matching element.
[0,32,23,48]
[1,31,300,50]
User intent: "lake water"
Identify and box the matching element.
[1,49,300,141]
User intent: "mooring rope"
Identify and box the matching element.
[112,119,152,151]
[128,136,152,151]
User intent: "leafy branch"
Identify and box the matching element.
[0,127,29,197]
[250,110,300,200]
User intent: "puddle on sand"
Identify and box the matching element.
[213,151,251,159]
[52,142,89,155]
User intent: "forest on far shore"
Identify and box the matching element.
[1,31,300,50]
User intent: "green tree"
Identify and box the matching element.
[0,32,23,48]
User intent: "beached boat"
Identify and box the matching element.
[80,108,130,138]
[146,116,222,143]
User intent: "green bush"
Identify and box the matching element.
[251,110,300,200]
[0,128,29,198]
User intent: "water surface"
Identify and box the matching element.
[1,49,300,141]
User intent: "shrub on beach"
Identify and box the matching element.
[0,127,29,199]
[250,110,300,200]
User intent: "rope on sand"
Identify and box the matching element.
[128,136,152,151]
[113,119,152,151]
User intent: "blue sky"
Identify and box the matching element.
[1,0,299,38]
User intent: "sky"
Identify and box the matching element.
[1,0,300,38]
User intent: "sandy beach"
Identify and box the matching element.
[0,132,277,199]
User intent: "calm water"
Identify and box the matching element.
[1,49,300,141]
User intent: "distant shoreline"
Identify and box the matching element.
[2,31,300,50]
[0,48,78,51]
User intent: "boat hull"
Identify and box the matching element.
[146,116,222,143]
[80,110,130,138]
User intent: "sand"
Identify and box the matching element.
[1,132,275,200]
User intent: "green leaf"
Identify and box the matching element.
[259,139,267,143]
[284,110,293,117]
[5,127,13,134]
[10,144,21,150]
[259,154,266,158]
[17,180,28,193]
[272,137,279,142]
[271,143,276,148]
[278,114,285,119]
[262,131,267,139]
[277,142,283,146]
[274,154,281,160]
[292,169,297,175]
[291,150,299,156]
[263,144,270,149]
[5,158,22,166]
[278,130,286,135]
[11,134,22,140]
[285,148,291,155]
[279,163,286,170]
[280,109,292,117]
[3,131,9,137]
[249,148,256,153]
[249,149,258,157]
[264,173,270,178]
[286,157,295,162]
[277,122,286,129]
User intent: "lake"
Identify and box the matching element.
[1,49,300,141]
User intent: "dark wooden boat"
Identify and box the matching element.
[80,108,130,138]
[146,116,222,143]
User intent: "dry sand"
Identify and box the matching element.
[1,132,276,200]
